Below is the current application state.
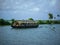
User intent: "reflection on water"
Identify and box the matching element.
[0,24,60,45]
[39,24,56,31]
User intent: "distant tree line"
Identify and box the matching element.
[0,13,60,25]
[28,18,34,20]
[37,13,60,24]
[37,20,60,24]
[0,18,60,26]
[0,19,11,25]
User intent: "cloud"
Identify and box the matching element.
[15,2,20,5]
[20,2,35,9]
[0,0,60,20]
[50,0,56,6]
[29,7,40,12]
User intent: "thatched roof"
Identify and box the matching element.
[16,20,37,23]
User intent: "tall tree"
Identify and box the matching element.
[48,13,53,19]
[11,19,15,24]
[48,13,53,24]
[28,18,34,20]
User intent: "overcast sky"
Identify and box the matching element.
[0,0,60,20]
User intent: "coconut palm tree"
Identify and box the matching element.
[48,13,53,24]
[48,13,56,31]
[48,13,53,19]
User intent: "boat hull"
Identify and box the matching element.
[11,25,39,28]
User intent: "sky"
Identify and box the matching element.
[0,0,60,20]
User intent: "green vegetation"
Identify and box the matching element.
[0,13,60,25]
[48,13,53,19]
[37,20,60,24]
[37,13,60,24]
[11,19,15,24]
[0,19,60,26]
[48,13,54,24]
[37,20,45,24]
[0,19,11,25]
[28,18,34,20]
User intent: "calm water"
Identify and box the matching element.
[0,24,60,45]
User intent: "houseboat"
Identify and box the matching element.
[11,20,39,28]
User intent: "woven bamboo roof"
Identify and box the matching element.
[16,20,37,23]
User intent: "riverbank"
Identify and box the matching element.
[0,19,60,26]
